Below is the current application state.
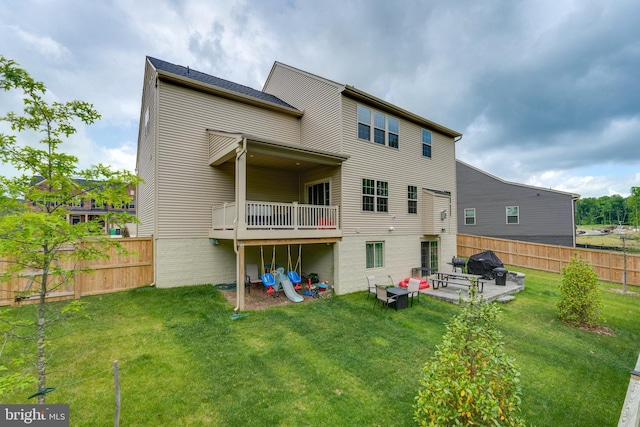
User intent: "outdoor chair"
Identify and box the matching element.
[374,284,398,311]
[407,278,421,307]
[366,276,377,300]
[245,264,263,293]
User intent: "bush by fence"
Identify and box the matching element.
[458,234,640,287]
[0,237,154,306]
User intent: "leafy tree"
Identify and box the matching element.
[0,56,141,402]
[557,256,603,328]
[629,187,640,229]
[414,286,524,426]
[0,311,36,398]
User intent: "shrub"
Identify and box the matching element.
[414,287,524,426]
[557,256,603,328]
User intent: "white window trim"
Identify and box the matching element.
[464,208,476,225]
[408,185,418,214]
[366,241,385,269]
[357,104,399,149]
[421,129,432,158]
[362,178,388,213]
[305,178,331,206]
[506,206,519,224]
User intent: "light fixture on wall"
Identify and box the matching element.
[209,238,219,245]
[440,210,447,220]
[389,226,394,231]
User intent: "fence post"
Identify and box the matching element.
[114,360,120,427]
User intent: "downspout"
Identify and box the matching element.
[233,137,248,313]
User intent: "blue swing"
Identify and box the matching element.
[261,246,277,295]
[287,245,302,290]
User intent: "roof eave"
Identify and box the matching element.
[457,160,581,198]
[342,85,462,139]
[156,69,303,118]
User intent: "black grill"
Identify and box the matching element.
[451,257,466,268]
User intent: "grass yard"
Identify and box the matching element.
[576,225,640,251]
[576,233,640,251]
[1,267,639,426]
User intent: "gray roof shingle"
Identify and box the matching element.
[147,57,298,110]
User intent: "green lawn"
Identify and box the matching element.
[1,267,639,426]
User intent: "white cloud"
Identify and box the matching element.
[8,24,71,61]
[99,144,137,173]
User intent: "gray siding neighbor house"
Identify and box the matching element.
[456,160,579,247]
[136,57,463,309]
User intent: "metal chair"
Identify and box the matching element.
[366,276,377,300]
[407,278,421,307]
[245,264,263,293]
[374,284,398,311]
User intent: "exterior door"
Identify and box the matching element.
[421,241,438,276]
[306,181,330,206]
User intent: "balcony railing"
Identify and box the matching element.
[212,201,339,231]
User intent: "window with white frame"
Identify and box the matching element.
[464,208,476,225]
[357,105,371,140]
[422,129,432,157]
[306,181,330,206]
[366,242,384,268]
[357,105,399,148]
[362,179,388,212]
[506,206,519,224]
[408,185,418,214]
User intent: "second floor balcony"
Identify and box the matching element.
[210,201,341,241]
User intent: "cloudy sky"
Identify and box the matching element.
[1,0,638,198]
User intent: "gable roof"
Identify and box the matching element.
[342,85,462,139]
[456,160,580,198]
[264,61,462,139]
[146,57,301,115]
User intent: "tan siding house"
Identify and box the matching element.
[136,57,462,308]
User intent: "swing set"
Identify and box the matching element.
[260,244,304,295]
[287,244,302,290]
[260,245,277,295]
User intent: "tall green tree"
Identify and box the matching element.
[629,187,640,229]
[0,56,141,403]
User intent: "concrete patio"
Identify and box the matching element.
[421,272,525,304]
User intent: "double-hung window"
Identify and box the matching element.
[506,206,519,224]
[422,129,432,158]
[366,242,384,268]
[374,111,386,144]
[464,208,476,225]
[358,105,371,140]
[408,186,418,214]
[357,105,399,149]
[362,179,388,212]
[388,118,399,148]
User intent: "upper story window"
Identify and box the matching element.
[408,186,418,214]
[358,105,371,140]
[422,129,432,158]
[464,208,476,225]
[358,105,399,149]
[362,179,388,212]
[506,206,519,224]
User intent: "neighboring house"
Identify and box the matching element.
[456,160,579,247]
[136,57,462,307]
[31,177,137,236]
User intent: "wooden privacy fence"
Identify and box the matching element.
[457,234,640,287]
[0,237,154,307]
